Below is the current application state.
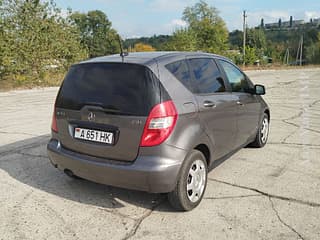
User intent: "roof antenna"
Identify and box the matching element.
[118,35,128,62]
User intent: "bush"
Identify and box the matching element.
[0,0,87,87]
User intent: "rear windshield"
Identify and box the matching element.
[56,63,161,116]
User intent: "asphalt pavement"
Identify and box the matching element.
[0,68,319,240]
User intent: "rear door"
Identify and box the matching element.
[186,58,238,159]
[217,59,261,147]
[55,63,162,162]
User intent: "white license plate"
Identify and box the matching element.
[74,127,114,144]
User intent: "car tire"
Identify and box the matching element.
[249,113,269,148]
[168,150,207,211]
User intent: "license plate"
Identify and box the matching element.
[74,127,114,144]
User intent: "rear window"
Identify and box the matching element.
[166,60,192,91]
[56,63,162,116]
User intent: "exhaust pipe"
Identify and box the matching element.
[64,169,75,178]
[64,169,82,179]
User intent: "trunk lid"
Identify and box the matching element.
[55,62,164,162]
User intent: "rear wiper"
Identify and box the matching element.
[88,107,120,113]
[87,106,135,116]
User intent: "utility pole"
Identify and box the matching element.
[300,35,303,66]
[296,35,303,66]
[284,48,290,65]
[243,10,247,67]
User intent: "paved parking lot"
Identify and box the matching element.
[0,68,320,240]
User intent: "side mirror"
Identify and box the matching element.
[254,84,265,95]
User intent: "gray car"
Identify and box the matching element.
[47,51,270,211]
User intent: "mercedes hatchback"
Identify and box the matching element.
[47,52,270,211]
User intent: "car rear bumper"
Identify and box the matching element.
[47,139,183,193]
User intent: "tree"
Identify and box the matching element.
[246,28,267,60]
[0,0,5,75]
[70,10,120,57]
[0,0,87,83]
[247,28,266,50]
[124,35,171,51]
[131,43,156,52]
[244,46,258,65]
[306,32,320,64]
[164,28,197,51]
[166,0,228,54]
[182,0,228,53]
[229,30,243,49]
[265,41,286,64]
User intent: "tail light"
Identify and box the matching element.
[51,107,58,132]
[140,100,177,147]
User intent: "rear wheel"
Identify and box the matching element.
[168,150,207,211]
[250,113,269,148]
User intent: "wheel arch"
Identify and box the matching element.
[194,144,211,167]
[264,108,270,121]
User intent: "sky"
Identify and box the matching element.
[54,0,320,38]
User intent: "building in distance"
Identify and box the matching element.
[259,16,320,30]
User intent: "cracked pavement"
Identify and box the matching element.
[0,68,320,240]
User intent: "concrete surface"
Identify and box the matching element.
[0,68,319,240]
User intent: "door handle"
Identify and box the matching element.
[237,101,244,106]
[203,101,216,108]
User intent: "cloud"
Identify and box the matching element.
[58,8,70,18]
[168,19,187,28]
[148,0,195,12]
[126,34,143,39]
[121,19,187,38]
[158,19,187,35]
[304,11,320,21]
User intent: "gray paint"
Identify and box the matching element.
[47,51,269,193]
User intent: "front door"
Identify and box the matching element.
[187,58,238,159]
[217,59,261,148]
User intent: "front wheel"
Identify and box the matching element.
[249,113,269,148]
[168,150,207,211]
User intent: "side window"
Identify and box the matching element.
[218,60,249,92]
[166,60,192,91]
[188,58,225,94]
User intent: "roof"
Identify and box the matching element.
[80,51,227,66]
